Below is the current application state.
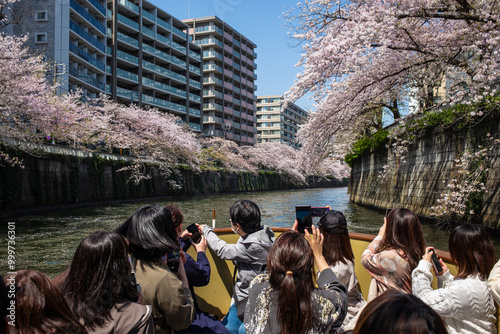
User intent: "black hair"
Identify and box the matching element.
[229,200,261,234]
[354,289,448,334]
[61,231,139,330]
[115,204,180,260]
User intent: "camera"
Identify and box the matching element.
[295,205,313,233]
[186,223,202,244]
[429,249,443,274]
[166,251,180,272]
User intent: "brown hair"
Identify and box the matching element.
[449,224,496,280]
[378,208,426,270]
[166,204,184,228]
[267,230,317,334]
[320,227,355,265]
[353,289,448,334]
[4,269,87,334]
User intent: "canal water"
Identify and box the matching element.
[0,187,495,278]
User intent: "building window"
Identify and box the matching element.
[35,33,47,43]
[35,10,48,21]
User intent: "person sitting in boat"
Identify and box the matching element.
[60,231,154,333]
[353,289,448,334]
[116,204,196,334]
[201,199,275,334]
[488,259,500,305]
[412,224,497,334]
[166,204,230,334]
[244,227,348,334]
[317,210,366,333]
[361,207,426,298]
[4,269,87,334]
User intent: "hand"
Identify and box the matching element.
[193,235,207,252]
[292,220,298,232]
[423,247,449,275]
[422,247,434,262]
[199,224,209,232]
[180,229,191,240]
[378,219,387,238]
[304,226,329,272]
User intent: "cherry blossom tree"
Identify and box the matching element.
[242,142,307,184]
[284,0,500,165]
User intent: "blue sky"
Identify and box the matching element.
[155,0,314,111]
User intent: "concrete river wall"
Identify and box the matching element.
[348,116,500,227]
[0,148,346,216]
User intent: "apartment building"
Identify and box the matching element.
[256,95,308,148]
[183,16,257,146]
[4,0,203,133]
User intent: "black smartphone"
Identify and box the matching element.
[311,206,330,217]
[186,223,201,244]
[167,251,180,272]
[296,205,312,233]
[386,208,392,216]
[430,249,443,274]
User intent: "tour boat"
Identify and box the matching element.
[187,227,500,332]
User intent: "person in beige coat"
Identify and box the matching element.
[116,204,195,334]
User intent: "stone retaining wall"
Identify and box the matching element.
[348,116,500,227]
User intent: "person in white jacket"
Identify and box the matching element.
[488,259,500,305]
[412,224,497,334]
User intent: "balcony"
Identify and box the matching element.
[117,49,139,65]
[157,35,170,46]
[142,77,186,98]
[189,108,202,117]
[69,20,105,53]
[142,94,187,113]
[70,0,106,35]
[118,0,139,13]
[143,26,155,38]
[172,41,186,54]
[69,42,106,71]
[189,64,201,75]
[88,0,106,16]
[116,68,138,82]
[172,26,187,39]
[157,18,171,31]
[203,50,223,61]
[189,80,201,89]
[142,44,186,67]
[69,66,105,90]
[189,122,201,131]
[203,115,223,123]
[117,86,139,101]
[143,11,155,22]
[189,93,202,103]
[203,103,223,112]
[117,31,139,47]
[189,50,201,61]
[117,13,139,30]
[142,60,186,83]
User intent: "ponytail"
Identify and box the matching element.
[268,231,317,334]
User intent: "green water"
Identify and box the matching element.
[0,187,494,278]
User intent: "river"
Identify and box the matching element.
[0,187,496,278]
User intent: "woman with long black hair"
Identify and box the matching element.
[116,204,195,334]
[244,227,347,334]
[60,231,154,333]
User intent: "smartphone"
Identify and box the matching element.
[166,251,180,272]
[386,208,392,216]
[295,205,312,233]
[311,206,331,217]
[430,249,443,274]
[186,223,201,244]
